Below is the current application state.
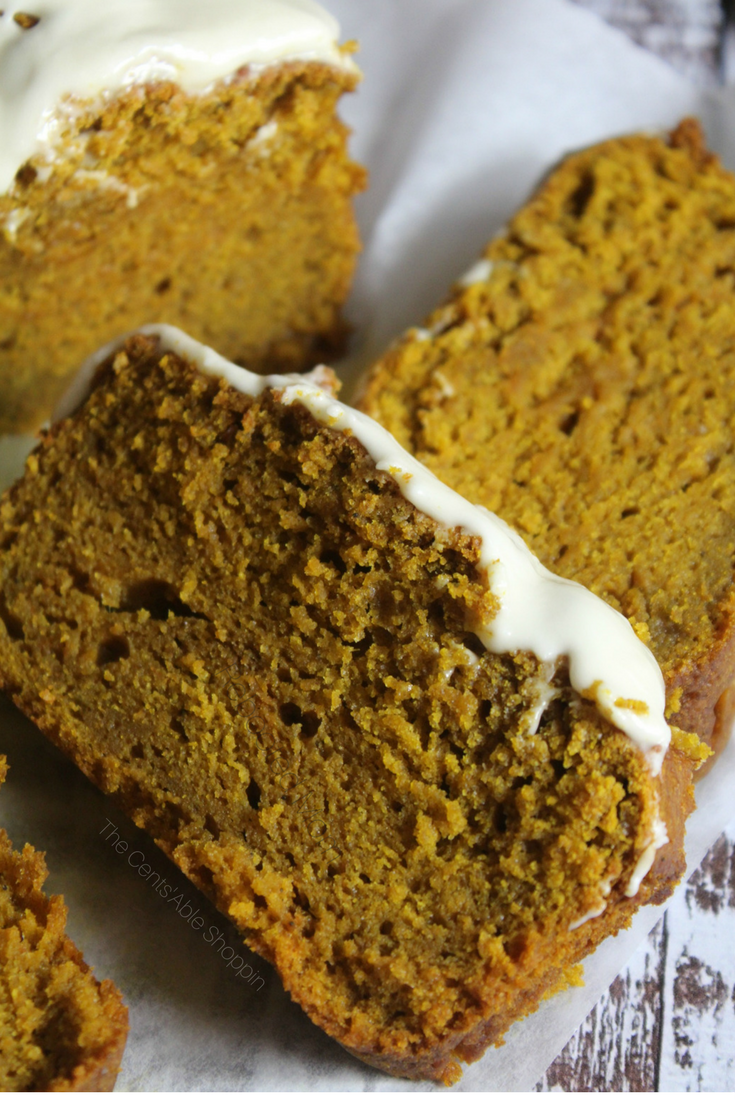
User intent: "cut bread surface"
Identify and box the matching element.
[0,759,128,1091]
[358,119,735,753]
[0,0,365,431]
[0,333,694,1082]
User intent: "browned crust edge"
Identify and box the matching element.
[0,799,128,1091]
[324,744,694,1084]
[0,633,693,1086]
[49,969,129,1092]
[667,603,735,768]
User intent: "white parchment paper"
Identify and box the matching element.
[1,0,734,1091]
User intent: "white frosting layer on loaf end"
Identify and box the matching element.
[0,0,354,194]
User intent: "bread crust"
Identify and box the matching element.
[669,609,735,758]
[309,744,694,1084]
[0,824,128,1091]
[0,336,697,1084]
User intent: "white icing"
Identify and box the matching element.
[432,371,455,399]
[457,256,524,289]
[410,315,455,343]
[568,900,607,932]
[458,257,494,287]
[247,119,279,154]
[567,876,614,931]
[625,813,669,897]
[2,205,30,240]
[60,325,671,772]
[54,324,336,423]
[438,643,479,685]
[72,169,143,209]
[428,313,454,338]
[58,323,673,892]
[525,664,558,737]
[568,802,670,916]
[0,0,354,194]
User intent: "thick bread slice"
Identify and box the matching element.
[359,119,735,758]
[0,332,698,1082]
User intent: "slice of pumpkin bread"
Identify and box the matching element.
[0,0,365,432]
[0,758,128,1091]
[0,328,699,1083]
[358,119,735,759]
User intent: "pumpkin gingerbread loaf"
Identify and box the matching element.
[0,0,365,432]
[0,758,128,1091]
[0,328,702,1083]
[359,119,735,760]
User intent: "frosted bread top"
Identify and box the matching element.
[60,323,673,781]
[0,0,354,193]
[57,322,674,904]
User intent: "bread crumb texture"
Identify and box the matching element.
[0,61,365,431]
[359,120,735,746]
[0,761,127,1091]
[0,337,694,1082]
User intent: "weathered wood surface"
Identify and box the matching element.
[659,827,735,1089]
[537,822,735,1091]
[572,0,724,85]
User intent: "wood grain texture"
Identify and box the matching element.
[572,0,724,84]
[659,828,735,1089]
[537,822,735,1091]
[536,919,665,1091]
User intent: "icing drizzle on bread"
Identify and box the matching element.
[0,0,355,192]
[63,324,672,791]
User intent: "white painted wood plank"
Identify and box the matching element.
[538,820,735,1091]
[658,822,735,1091]
[536,919,665,1090]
